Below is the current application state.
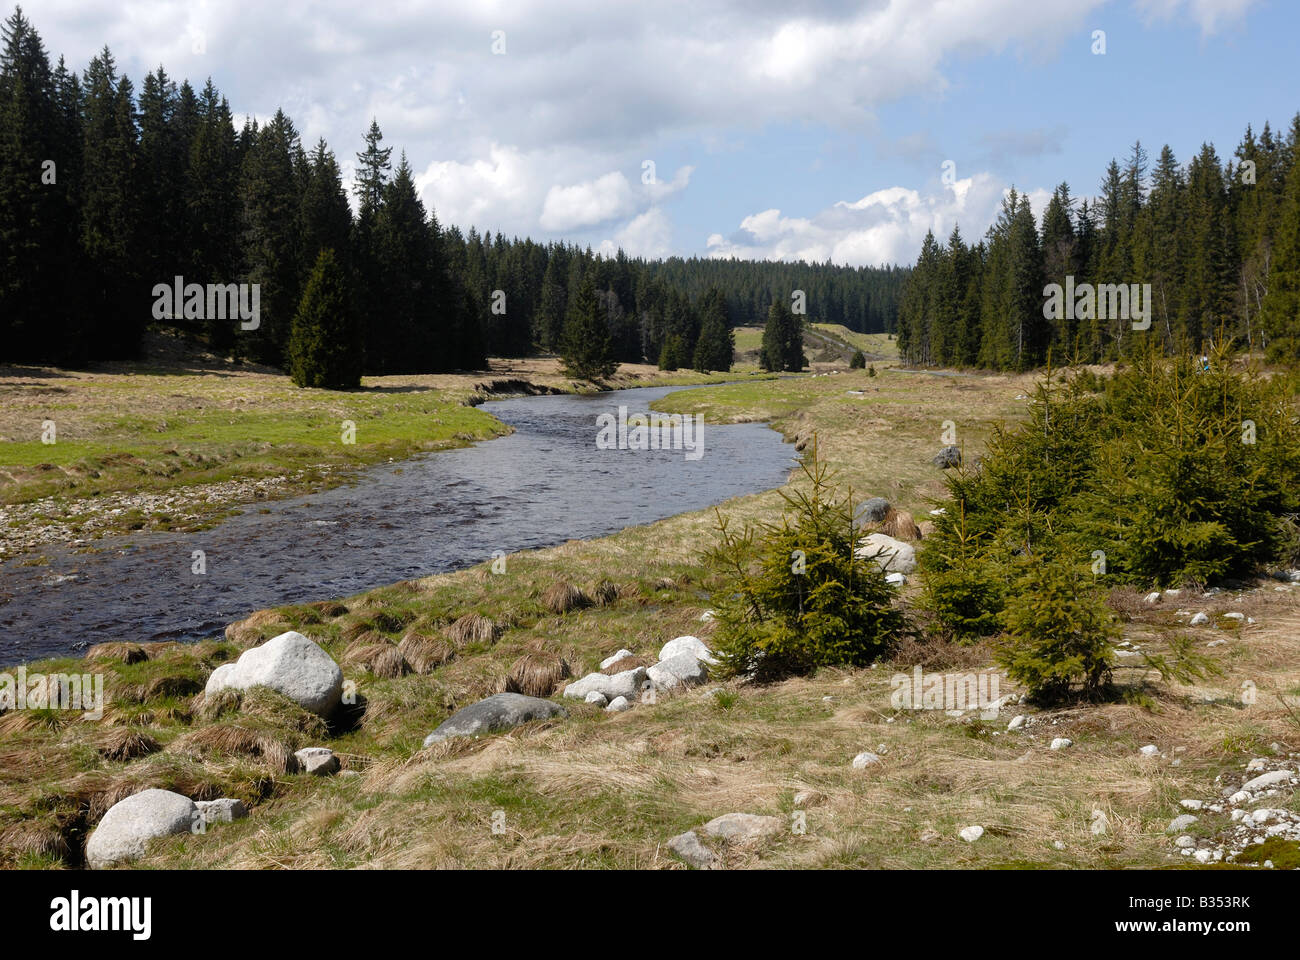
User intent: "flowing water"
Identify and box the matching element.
[0,383,795,663]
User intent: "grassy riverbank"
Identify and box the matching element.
[5,362,1297,870]
[0,336,771,557]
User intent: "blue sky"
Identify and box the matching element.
[24,0,1300,266]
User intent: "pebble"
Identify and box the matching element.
[959,826,984,842]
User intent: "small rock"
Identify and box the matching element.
[959,825,984,842]
[584,690,609,706]
[701,812,784,843]
[1007,715,1026,731]
[294,746,339,776]
[1174,835,1196,848]
[1053,840,1066,850]
[1223,612,1245,621]
[855,533,916,575]
[932,445,962,469]
[1180,799,1204,811]
[1228,791,1251,805]
[1194,849,1214,864]
[606,696,631,712]
[666,830,718,869]
[1190,612,1210,626]
[1090,810,1109,835]
[1167,814,1198,833]
[1241,770,1292,792]
[885,571,908,586]
[1143,591,1161,604]
[1139,744,1160,757]
[852,751,881,769]
[563,667,648,701]
[599,649,635,670]
[1050,738,1072,751]
[196,798,247,823]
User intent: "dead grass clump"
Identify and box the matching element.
[343,639,395,673]
[371,646,411,679]
[308,600,349,618]
[96,727,161,762]
[446,613,502,646]
[225,609,288,645]
[0,819,72,864]
[85,641,148,665]
[654,577,677,591]
[880,508,921,541]
[192,687,241,723]
[340,620,378,644]
[169,724,298,774]
[398,632,456,674]
[542,581,591,615]
[506,651,571,697]
[0,710,65,735]
[889,633,994,671]
[592,579,619,606]
[600,654,653,675]
[238,687,330,739]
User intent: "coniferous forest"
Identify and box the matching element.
[898,126,1300,370]
[0,8,906,383]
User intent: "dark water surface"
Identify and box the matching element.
[1,384,794,663]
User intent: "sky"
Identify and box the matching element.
[18,0,1300,267]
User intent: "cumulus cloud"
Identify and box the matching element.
[706,174,1010,267]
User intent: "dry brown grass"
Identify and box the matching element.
[880,508,921,541]
[95,728,161,762]
[506,651,571,698]
[541,581,592,615]
[225,609,289,645]
[445,612,502,646]
[371,646,411,680]
[84,641,148,665]
[398,632,456,674]
[168,723,298,773]
[600,654,653,674]
[0,819,72,863]
[592,579,620,606]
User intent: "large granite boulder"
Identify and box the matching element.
[204,631,343,717]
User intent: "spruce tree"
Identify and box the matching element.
[692,286,733,371]
[559,275,616,379]
[288,247,361,389]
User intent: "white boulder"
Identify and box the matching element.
[855,534,916,575]
[85,789,197,869]
[204,631,343,717]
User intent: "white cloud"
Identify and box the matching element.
[600,207,674,259]
[1134,0,1260,34]
[706,174,1009,267]
[540,172,637,231]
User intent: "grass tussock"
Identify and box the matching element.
[446,613,501,646]
[371,646,411,679]
[0,818,72,865]
[169,723,299,774]
[600,654,652,674]
[96,727,162,762]
[398,632,456,673]
[506,651,571,698]
[542,581,591,615]
[880,507,920,541]
[592,579,619,606]
[84,641,148,664]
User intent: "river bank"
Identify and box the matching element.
[0,348,774,559]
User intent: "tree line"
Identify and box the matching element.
[898,117,1300,369]
[0,7,907,386]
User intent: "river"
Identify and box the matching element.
[0,383,795,663]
